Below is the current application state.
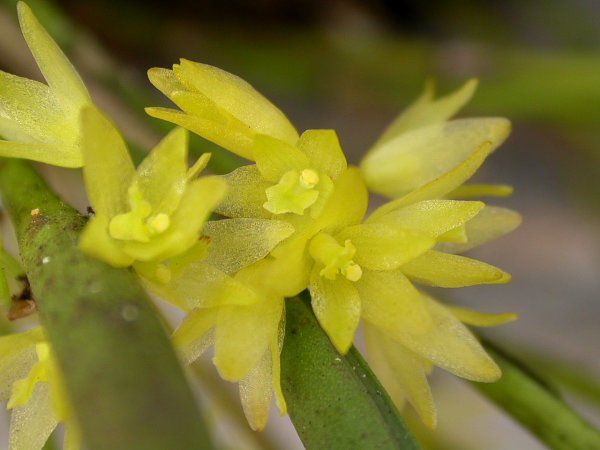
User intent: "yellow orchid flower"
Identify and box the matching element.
[0,328,81,450]
[168,166,369,431]
[305,193,518,427]
[360,80,512,199]
[78,106,227,285]
[0,2,93,167]
[146,59,298,160]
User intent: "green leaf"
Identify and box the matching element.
[0,159,213,450]
[475,340,600,450]
[281,294,420,450]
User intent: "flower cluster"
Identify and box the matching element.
[0,2,521,445]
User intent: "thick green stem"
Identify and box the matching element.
[0,159,212,450]
[475,341,600,450]
[281,294,420,450]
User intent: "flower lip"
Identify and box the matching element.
[309,233,363,282]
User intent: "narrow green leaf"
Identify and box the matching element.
[0,159,213,450]
[281,293,420,450]
[475,340,600,450]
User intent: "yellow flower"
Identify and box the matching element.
[146,59,298,160]
[0,328,81,450]
[360,80,511,199]
[170,168,369,431]
[306,190,519,427]
[0,2,93,167]
[78,107,227,284]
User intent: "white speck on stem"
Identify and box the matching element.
[334,357,341,362]
[121,304,139,322]
[41,256,51,264]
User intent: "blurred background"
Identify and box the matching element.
[0,0,598,449]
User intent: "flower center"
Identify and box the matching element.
[109,184,171,242]
[263,169,321,215]
[309,232,362,282]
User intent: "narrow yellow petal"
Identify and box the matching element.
[337,223,435,271]
[361,118,510,198]
[0,71,65,143]
[172,307,218,365]
[436,206,522,254]
[367,199,484,240]
[253,134,308,182]
[448,306,518,327]
[364,324,437,428]
[297,129,347,180]
[381,293,501,382]
[145,105,256,159]
[309,268,361,354]
[216,165,272,219]
[448,184,513,199]
[80,107,135,217]
[401,250,511,287]
[239,349,273,431]
[369,141,495,220]
[8,383,58,450]
[147,67,186,97]
[0,141,81,168]
[0,328,44,402]
[316,167,368,232]
[214,297,283,381]
[203,218,294,274]
[133,127,188,215]
[271,319,286,416]
[174,60,299,146]
[357,270,432,337]
[140,261,259,311]
[17,2,90,108]
[373,79,478,148]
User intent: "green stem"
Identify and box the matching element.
[475,340,600,450]
[281,293,420,450]
[0,159,212,450]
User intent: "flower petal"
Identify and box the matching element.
[0,141,80,168]
[214,296,283,381]
[369,140,495,220]
[357,269,432,337]
[80,107,135,217]
[316,167,368,232]
[253,134,309,182]
[216,165,272,219]
[373,79,477,147]
[367,199,484,240]
[172,307,218,365]
[309,267,361,354]
[145,105,257,158]
[121,176,226,261]
[203,218,294,274]
[140,261,259,311]
[298,130,347,180]
[0,71,66,143]
[337,223,435,271]
[79,214,134,268]
[361,118,510,198]
[436,206,522,254]
[239,348,273,432]
[174,60,298,146]
[448,184,513,199]
[0,328,43,402]
[364,323,436,429]
[448,306,517,327]
[9,382,58,450]
[133,127,188,215]
[17,2,90,109]
[401,250,511,287]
